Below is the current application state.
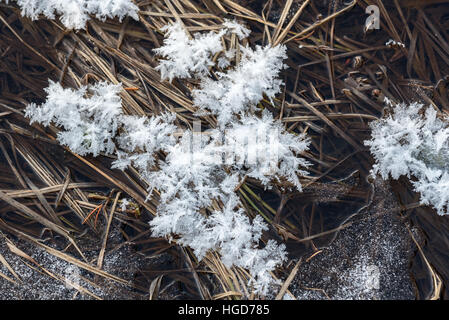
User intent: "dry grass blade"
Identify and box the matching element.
[69,152,156,215]
[181,247,211,300]
[4,234,101,299]
[289,93,361,150]
[284,0,357,43]
[97,191,121,269]
[54,169,71,209]
[273,0,310,46]
[149,275,164,300]
[212,291,243,300]
[0,12,60,71]
[275,258,302,300]
[4,236,37,264]
[203,251,248,299]
[0,270,18,285]
[0,190,86,259]
[0,252,21,283]
[272,0,293,42]
[405,222,443,300]
[0,222,132,287]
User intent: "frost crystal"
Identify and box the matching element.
[154,20,251,82]
[155,20,287,126]
[26,80,123,156]
[365,99,449,215]
[222,19,251,39]
[217,49,235,69]
[154,22,225,82]
[193,45,287,126]
[112,113,177,175]
[120,198,130,211]
[3,0,139,29]
[385,39,405,48]
[147,129,288,294]
[152,21,306,294]
[27,20,310,296]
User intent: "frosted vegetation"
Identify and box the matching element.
[365,98,449,215]
[26,81,124,156]
[193,45,288,126]
[156,21,287,127]
[25,21,311,295]
[1,0,139,29]
[154,21,250,82]
[18,1,448,297]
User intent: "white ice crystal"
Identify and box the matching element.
[154,22,225,82]
[25,80,291,294]
[217,50,235,69]
[365,98,449,215]
[193,44,287,126]
[144,115,308,294]
[3,0,139,29]
[224,111,311,190]
[154,20,287,126]
[385,39,405,48]
[151,22,307,294]
[27,18,310,295]
[25,80,123,156]
[154,20,251,82]
[111,113,177,175]
[222,19,251,40]
[85,0,138,22]
[120,198,130,211]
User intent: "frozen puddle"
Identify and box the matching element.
[290,178,417,300]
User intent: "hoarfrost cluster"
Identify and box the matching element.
[154,22,287,126]
[385,39,405,48]
[111,113,177,175]
[25,21,311,295]
[193,45,288,126]
[224,112,310,190]
[365,98,449,215]
[1,0,139,29]
[26,81,123,157]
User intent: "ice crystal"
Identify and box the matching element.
[25,80,123,156]
[2,0,139,29]
[224,111,311,190]
[111,113,177,175]
[365,98,449,215]
[193,45,287,126]
[154,20,251,82]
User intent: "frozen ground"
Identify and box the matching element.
[0,221,148,300]
[0,179,418,300]
[290,178,417,300]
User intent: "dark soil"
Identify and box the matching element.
[290,178,418,300]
